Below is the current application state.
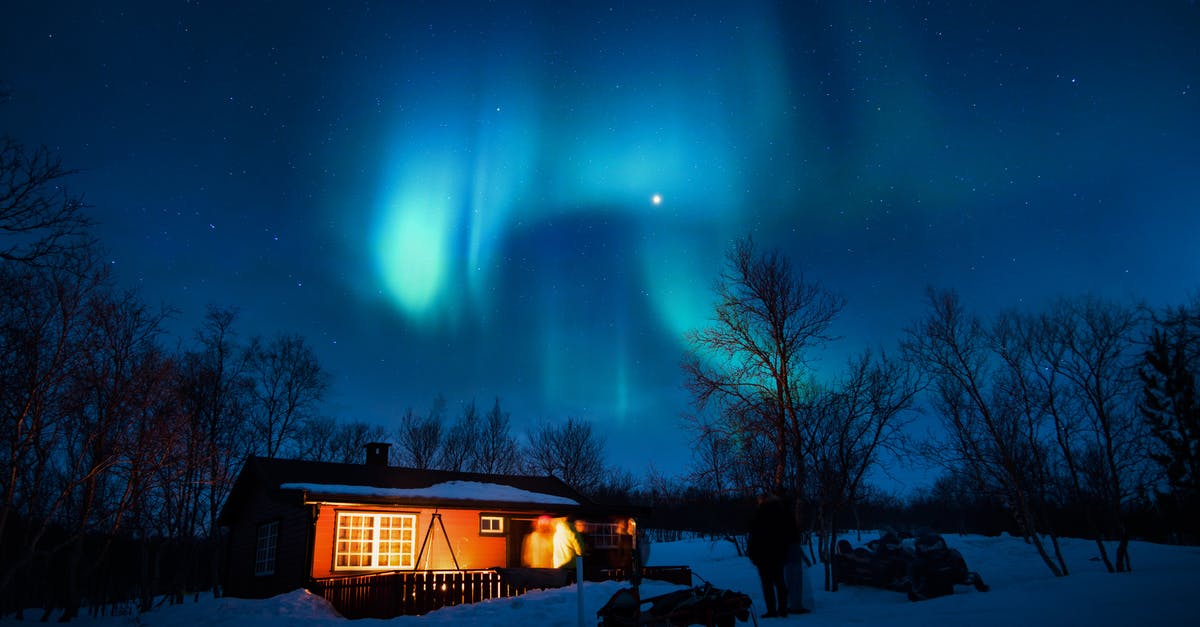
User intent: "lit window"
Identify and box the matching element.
[587,522,620,549]
[255,521,279,576]
[334,512,417,570]
[480,515,504,535]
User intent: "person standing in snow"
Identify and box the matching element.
[748,492,798,619]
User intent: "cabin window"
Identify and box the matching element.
[479,515,504,535]
[334,512,417,570]
[254,521,279,576]
[586,522,620,549]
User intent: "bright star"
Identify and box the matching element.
[651,193,662,205]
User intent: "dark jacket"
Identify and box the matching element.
[747,497,798,567]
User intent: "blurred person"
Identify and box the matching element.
[748,492,797,618]
[522,516,555,568]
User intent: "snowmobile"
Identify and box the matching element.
[596,583,753,627]
[833,531,989,601]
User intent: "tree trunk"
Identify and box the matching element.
[1094,538,1115,573]
[1049,533,1069,576]
[827,529,839,592]
[1116,533,1132,573]
[1025,532,1064,577]
[59,535,85,623]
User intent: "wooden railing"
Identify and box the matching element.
[309,565,693,619]
[309,569,528,619]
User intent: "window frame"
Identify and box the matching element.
[254,520,280,577]
[332,511,418,572]
[479,514,505,536]
[586,522,620,549]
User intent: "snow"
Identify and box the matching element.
[278,481,580,506]
[6,533,1198,626]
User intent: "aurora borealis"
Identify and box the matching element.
[3,1,1198,482]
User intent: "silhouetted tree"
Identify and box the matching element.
[56,288,173,619]
[1140,301,1200,540]
[440,399,481,471]
[294,417,390,464]
[474,398,522,474]
[0,137,94,268]
[175,306,252,598]
[245,333,329,459]
[686,421,740,499]
[394,396,445,469]
[903,288,1068,577]
[801,351,919,590]
[0,249,107,611]
[525,417,606,494]
[1002,296,1150,572]
[683,236,844,495]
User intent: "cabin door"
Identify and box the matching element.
[507,517,535,567]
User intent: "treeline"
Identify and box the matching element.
[0,136,343,618]
[655,236,1200,591]
[0,136,638,620]
[297,394,634,497]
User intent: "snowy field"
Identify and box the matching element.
[5,533,1198,626]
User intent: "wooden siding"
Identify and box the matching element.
[310,505,525,578]
[223,483,310,598]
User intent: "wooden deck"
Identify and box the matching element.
[309,565,693,618]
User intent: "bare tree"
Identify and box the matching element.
[802,351,919,591]
[0,138,100,609]
[0,250,107,608]
[440,399,481,471]
[1010,296,1149,572]
[1141,296,1200,540]
[686,420,739,498]
[902,288,1068,577]
[474,398,522,474]
[245,333,330,459]
[394,396,445,469]
[524,416,607,495]
[684,236,844,495]
[0,137,94,267]
[175,306,252,598]
[0,244,183,618]
[56,288,173,619]
[294,417,391,464]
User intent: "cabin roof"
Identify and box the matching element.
[218,457,602,525]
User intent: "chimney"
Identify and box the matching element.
[365,442,391,467]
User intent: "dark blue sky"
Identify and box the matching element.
[2,1,1197,488]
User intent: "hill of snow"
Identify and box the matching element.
[5,533,1197,626]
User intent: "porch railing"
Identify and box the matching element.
[309,569,527,619]
[309,565,693,619]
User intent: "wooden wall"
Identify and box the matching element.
[223,484,310,598]
[310,505,528,577]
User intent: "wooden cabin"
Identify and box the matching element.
[217,444,666,617]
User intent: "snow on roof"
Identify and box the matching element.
[279,480,579,506]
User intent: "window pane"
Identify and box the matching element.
[334,512,416,571]
[255,521,278,576]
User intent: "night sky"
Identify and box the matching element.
[3,1,1198,487]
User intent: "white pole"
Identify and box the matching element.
[576,555,585,627]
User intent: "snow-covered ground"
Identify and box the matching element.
[6,533,1198,626]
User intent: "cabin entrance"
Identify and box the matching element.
[507,517,536,567]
